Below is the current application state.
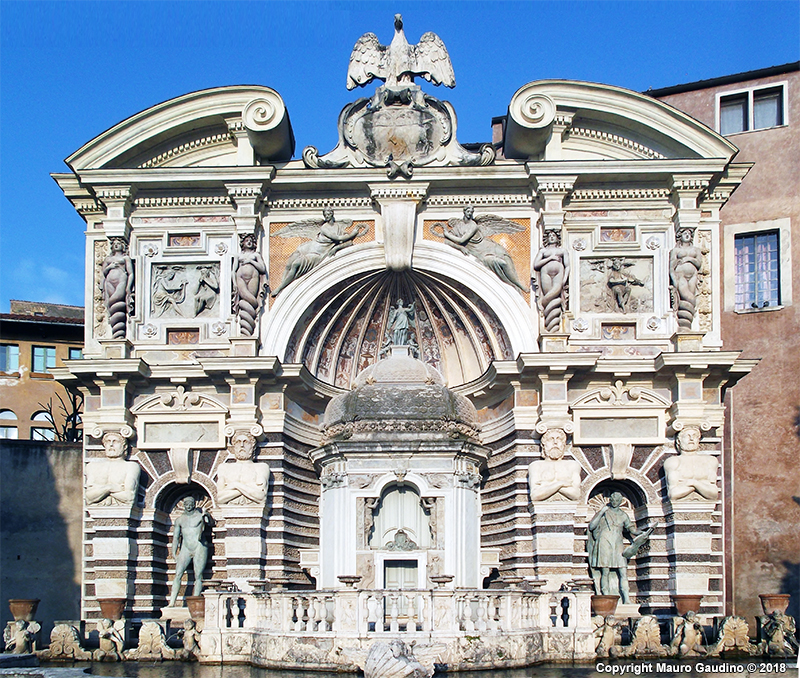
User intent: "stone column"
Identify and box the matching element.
[450,457,482,588]
[318,461,353,588]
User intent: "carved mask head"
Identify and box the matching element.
[323,207,334,221]
[102,431,127,459]
[545,229,561,246]
[540,428,567,460]
[183,496,196,512]
[463,205,475,220]
[677,228,695,244]
[230,432,256,461]
[609,491,624,508]
[676,426,701,453]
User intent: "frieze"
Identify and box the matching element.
[426,193,533,207]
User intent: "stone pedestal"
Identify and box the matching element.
[85,506,140,618]
[671,330,705,352]
[530,502,579,591]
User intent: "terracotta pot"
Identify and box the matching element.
[8,599,39,622]
[673,594,703,616]
[759,594,791,615]
[591,595,619,616]
[98,597,126,620]
[186,596,205,620]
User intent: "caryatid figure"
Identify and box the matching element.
[533,229,570,333]
[216,431,270,505]
[663,425,719,501]
[101,237,134,338]
[85,431,141,506]
[669,227,703,329]
[168,497,212,607]
[232,232,268,336]
[527,428,581,502]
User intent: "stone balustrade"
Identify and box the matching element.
[198,588,594,670]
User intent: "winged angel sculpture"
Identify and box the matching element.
[432,206,529,293]
[347,14,455,93]
[272,208,369,296]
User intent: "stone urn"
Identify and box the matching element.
[759,594,791,615]
[337,575,362,589]
[185,596,205,620]
[591,595,619,617]
[98,597,126,620]
[673,594,703,616]
[8,599,39,622]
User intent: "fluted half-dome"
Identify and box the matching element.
[322,346,480,443]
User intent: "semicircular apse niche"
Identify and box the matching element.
[284,270,514,388]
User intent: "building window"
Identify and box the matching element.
[68,347,83,360]
[0,345,20,372]
[32,346,57,373]
[31,411,55,441]
[734,231,780,310]
[31,427,56,441]
[0,409,17,440]
[719,85,786,135]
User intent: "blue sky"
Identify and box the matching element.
[1,0,798,310]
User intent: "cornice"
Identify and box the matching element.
[567,126,666,159]
[138,131,233,169]
[569,187,671,201]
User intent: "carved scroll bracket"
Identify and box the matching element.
[370,183,429,272]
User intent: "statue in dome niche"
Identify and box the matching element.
[432,206,529,293]
[232,232,268,336]
[587,492,653,604]
[271,208,368,296]
[664,425,719,501]
[386,298,416,346]
[101,237,134,338]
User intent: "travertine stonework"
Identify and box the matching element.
[51,16,758,670]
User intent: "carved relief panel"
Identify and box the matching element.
[130,219,235,343]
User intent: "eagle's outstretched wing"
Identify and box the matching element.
[474,214,525,236]
[415,32,455,88]
[274,218,325,240]
[347,33,388,90]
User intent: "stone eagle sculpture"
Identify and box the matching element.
[347,14,455,90]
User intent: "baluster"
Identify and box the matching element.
[367,594,379,633]
[476,595,488,631]
[462,596,475,632]
[305,596,316,632]
[318,596,330,632]
[389,594,400,633]
[293,597,305,632]
[487,595,498,632]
